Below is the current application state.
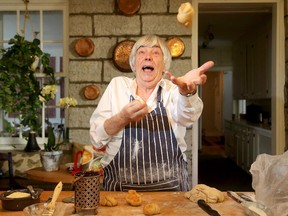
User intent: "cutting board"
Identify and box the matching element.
[61,191,248,216]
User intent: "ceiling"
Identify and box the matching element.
[198,3,273,47]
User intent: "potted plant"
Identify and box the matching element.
[0,34,55,152]
[40,95,77,171]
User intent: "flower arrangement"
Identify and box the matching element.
[40,85,77,151]
[0,34,55,133]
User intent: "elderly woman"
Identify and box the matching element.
[90,35,214,191]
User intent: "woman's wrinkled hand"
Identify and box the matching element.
[119,100,148,123]
[164,61,214,96]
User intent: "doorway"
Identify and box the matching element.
[190,0,285,187]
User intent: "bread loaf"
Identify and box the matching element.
[143,203,160,215]
[126,190,142,206]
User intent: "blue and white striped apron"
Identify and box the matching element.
[103,87,189,191]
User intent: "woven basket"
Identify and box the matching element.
[73,171,100,214]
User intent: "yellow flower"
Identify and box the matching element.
[58,97,78,108]
[30,56,39,71]
[39,95,46,103]
[40,85,58,102]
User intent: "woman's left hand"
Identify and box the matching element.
[164,61,214,96]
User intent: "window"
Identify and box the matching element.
[0,0,68,150]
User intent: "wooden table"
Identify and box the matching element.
[0,191,250,215]
[26,165,74,184]
[26,166,103,185]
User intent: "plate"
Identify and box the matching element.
[83,84,100,100]
[166,37,185,58]
[113,40,135,72]
[118,0,141,16]
[75,38,95,57]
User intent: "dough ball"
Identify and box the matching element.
[185,184,225,203]
[100,195,118,207]
[143,203,160,215]
[126,190,142,206]
[177,2,194,26]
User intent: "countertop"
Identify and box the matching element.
[0,190,252,215]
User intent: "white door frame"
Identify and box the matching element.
[191,0,285,187]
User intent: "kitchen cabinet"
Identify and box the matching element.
[234,124,255,172]
[232,20,271,99]
[246,24,271,99]
[255,128,272,155]
[232,38,247,99]
[224,121,236,160]
[224,120,271,173]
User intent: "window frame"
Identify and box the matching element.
[0,0,69,150]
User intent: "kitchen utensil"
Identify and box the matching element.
[42,181,63,216]
[73,171,100,214]
[237,192,256,202]
[72,150,83,175]
[117,0,141,16]
[227,191,273,216]
[27,185,38,199]
[197,199,221,216]
[83,84,100,100]
[113,40,135,72]
[0,188,43,211]
[166,37,185,58]
[74,38,95,57]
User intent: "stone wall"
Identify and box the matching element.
[68,0,194,181]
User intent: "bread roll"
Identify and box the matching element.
[100,195,118,207]
[143,203,160,215]
[177,2,194,26]
[125,190,142,206]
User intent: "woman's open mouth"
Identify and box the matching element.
[142,65,154,71]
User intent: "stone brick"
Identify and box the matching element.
[142,15,192,35]
[139,0,168,13]
[169,59,192,77]
[69,61,102,82]
[69,0,114,14]
[69,83,107,106]
[69,37,117,59]
[103,60,135,82]
[70,129,91,145]
[169,0,189,13]
[69,15,93,36]
[69,107,95,128]
[93,15,140,36]
[181,37,192,58]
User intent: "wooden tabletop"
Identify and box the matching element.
[26,166,104,185]
[26,165,74,184]
[0,191,250,216]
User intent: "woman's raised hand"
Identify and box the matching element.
[164,61,214,95]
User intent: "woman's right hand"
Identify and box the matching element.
[119,100,148,123]
[104,100,148,136]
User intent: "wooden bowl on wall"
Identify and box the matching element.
[83,84,100,100]
[113,40,135,72]
[118,0,141,16]
[75,38,95,57]
[166,37,185,58]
